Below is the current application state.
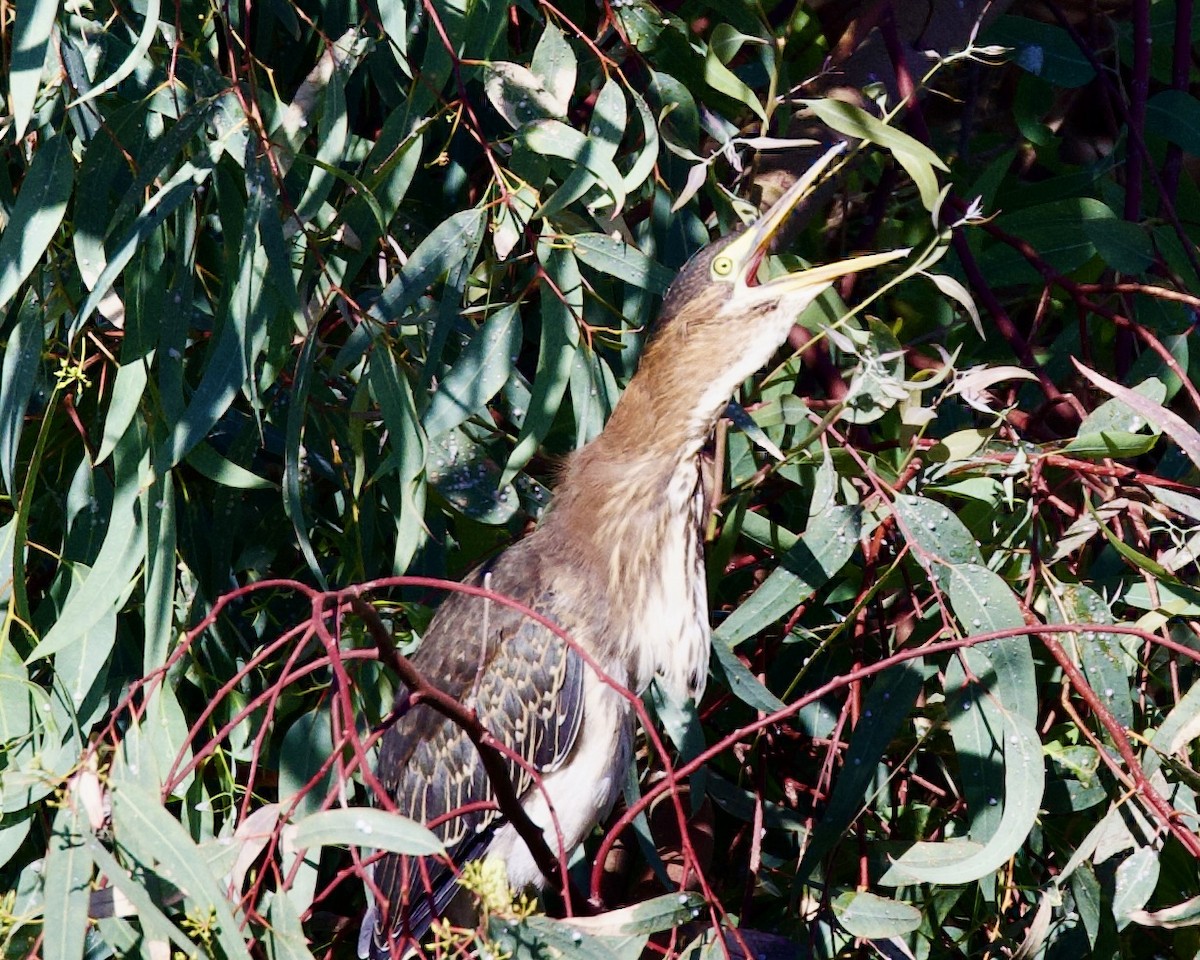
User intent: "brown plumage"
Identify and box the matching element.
[360,145,906,959]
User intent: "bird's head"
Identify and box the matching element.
[637,143,909,433]
[655,142,908,345]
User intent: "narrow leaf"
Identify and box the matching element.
[881,711,1044,885]
[110,781,253,959]
[68,0,160,109]
[833,890,922,938]
[1073,359,1200,471]
[10,0,58,139]
[0,294,45,494]
[715,506,864,648]
[572,234,673,293]
[503,236,581,482]
[423,303,521,437]
[290,808,443,855]
[0,133,74,312]
[799,98,948,209]
[522,120,627,214]
[43,801,92,960]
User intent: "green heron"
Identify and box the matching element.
[360,145,905,958]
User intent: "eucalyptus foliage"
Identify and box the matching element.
[3,2,1200,959]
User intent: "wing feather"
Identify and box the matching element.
[361,543,586,958]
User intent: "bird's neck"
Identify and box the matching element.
[549,354,721,551]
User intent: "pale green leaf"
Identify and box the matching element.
[290,808,443,856]
[832,890,922,938]
[43,801,92,960]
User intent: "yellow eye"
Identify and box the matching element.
[712,256,734,277]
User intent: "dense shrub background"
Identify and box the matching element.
[3,1,1200,958]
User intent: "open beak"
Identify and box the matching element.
[724,142,910,293]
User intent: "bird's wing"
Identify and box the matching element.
[362,547,586,957]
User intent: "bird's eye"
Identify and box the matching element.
[712,256,734,277]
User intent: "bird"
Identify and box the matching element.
[359,143,906,959]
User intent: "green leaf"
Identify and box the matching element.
[614,0,668,52]
[0,132,74,313]
[881,710,1044,885]
[1113,846,1161,928]
[484,62,568,128]
[372,209,487,324]
[1074,359,1200,472]
[293,59,350,227]
[979,198,1114,286]
[426,429,519,524]
[185,442,275,489]
[0,293,45,494]
[1084,218,1155,274]
[521,120,627,214]
[278,706,335,820]
[95,354,148,466]
[703,25,766,123]
[892,494,984,587]
[9,0,58,139]
[70,160,211,341]
[946,563,1037,720]
[289,808,443,855]
[529,23,576,115]
[267,888,318,960]
[799,662,924,879]
[68,0,160,109]
[925,272,984,338]
[1078,377,1166,434]
[43,801,92,960]
[709,636,786,713]
[284,330,327,588]
[501,916,647,960]
[832,890,922,938]
[1061,430,1160,459]
[1146,89,1200,155]
[983,15,1096,87]
[503,233,581,482]
[111,686,192,794]
[27,433,146,663]
[423,303,522,437]
[0,806,34,870]
[564,893,705,936]
[799,98,949,209]
[84,829,205,954]
[110,781,253,959]
[1085,494,1179,582]
[841,318,906,424]
[714,505,864,648]
[623,90,659,192]
[369,346,427,571]
[572,233,673,293]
